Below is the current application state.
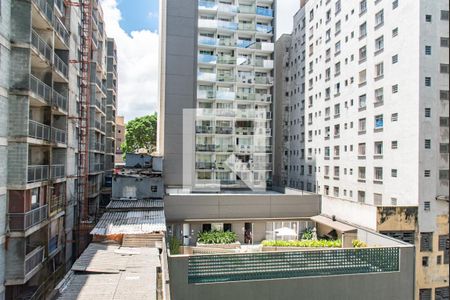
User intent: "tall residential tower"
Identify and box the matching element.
[159,0,275,190]
[274,0,449,299]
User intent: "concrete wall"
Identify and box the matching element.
[159,0,197,186]
[0,1,10,298]
[112,176,164,199]
[167,246,415,300]
[164,193,320,222]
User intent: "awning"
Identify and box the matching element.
[310,215,357,233]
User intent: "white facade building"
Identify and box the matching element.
[275,0,449,299]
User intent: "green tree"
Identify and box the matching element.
[120,113,157,156]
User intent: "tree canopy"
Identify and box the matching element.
[120,113,157,155]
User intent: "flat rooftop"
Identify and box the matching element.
[166,187,314,196]
[56,243,161,300]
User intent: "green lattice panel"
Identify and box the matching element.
[188,247,400,283]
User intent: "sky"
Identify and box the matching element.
[101,0,300,122]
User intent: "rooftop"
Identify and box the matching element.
[56,243,161,300]
[91,210,166,236]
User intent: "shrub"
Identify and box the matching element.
[301,228,314,240]
[169,236,181,254]
[262,239,342,248]
[352,240,367,248]
[197,230,237,244]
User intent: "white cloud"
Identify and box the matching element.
[101,0,159,122]
[276,0,300,38]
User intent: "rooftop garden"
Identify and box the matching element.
[261,239,342,248]
[197,230,237,244]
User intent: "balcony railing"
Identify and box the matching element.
[25,246,45,276]
[216,127,233,134]
[196,144,216,152]
[198,0,217,9]
[256,7,273,17]
[238,23,255,31]
[238,5,256,14]
[54,17,69,46]
[196,162,214,169]
[9,205,49,231]
[52,90,68,112]
[216,91,235,100]
[54,54,68,78]
[52,127,66,144]
[198,36,217,46]
[28,165,49,183]
[198,72,216,82]
[197,90,215,99]
[49,195,65,215]
[216,145,234,152]
[218,20,238,31]
[32,0,53,23]
[51,164,65,179]
[198,54,217,64]
[217,56,235,65]
[217,74,234,82]
[30,74,51,104]
[31,30,51,62]
[29,120,51,141]
[196,126,213,134]
[256,24,273,34]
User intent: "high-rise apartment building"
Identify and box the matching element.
[274,0,449,299]
[0,0,116,298]
[159,0,275,189]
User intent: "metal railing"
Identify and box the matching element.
[9,205,49,231]
[31,30,51,61]
[52,127,66,144]
[188,247,400,284]
[196,144,216,152]
[32,0,53,23]
[29,120,51,141]
[196,162,214,169]
[54,54,68,78]
[52,90,68,112]
[54,17,69,45]
[51,164,65,179]
[196,126,213,134]
[30,74,51,104]
[25,246,45,276]
[49,196,65,215]
[28,165,49,183]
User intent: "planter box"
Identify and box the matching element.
[196,242,241,249]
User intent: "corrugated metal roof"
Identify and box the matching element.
[90,210,166,235]
[107,199,164,210]
[57,243,160,300]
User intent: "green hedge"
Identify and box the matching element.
[197,230,237,244]
[261,239,342,248]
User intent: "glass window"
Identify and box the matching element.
[375,115,384,129]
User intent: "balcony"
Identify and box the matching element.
[52,90,68,113]
[218,3,238,13]
[53,17,70,47]
[196,162,214,169]
[216,145,234,152]
[52,128,66,144]
[215,127,233,134]
[256,7,273,17]
[49,195,65,215]
[29,120,51,142]
[198,19,218,29]
[30,74,51,105]
[54,54,68,79]
[217,56,235,65]
[255,76,273,85]
[254,59,274,69]
[198,36,217,46]
[25,246,45,277]
[198,72,217,82]
[256,24,273,34]
[51,164,65,179]
[238,6,256,14]
[32,0,53,24]
[198,54,217,64]
[31,30,51,62]
[9,205,49,231]
[197,90,215,99]
[237,92,256,101]
[196,126,213,134]
[216,91,235,100]
[218,38,234,47]
[28,165,49,183]
[196,144,216,152]
[198,0,217,10]
[218,20,238,31]
[217,73,234,82]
